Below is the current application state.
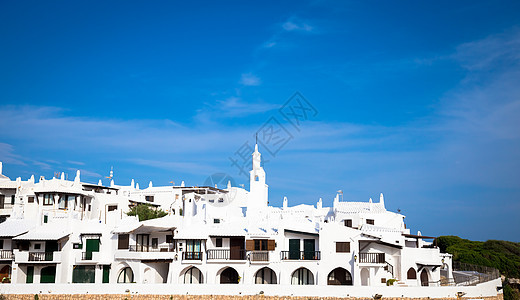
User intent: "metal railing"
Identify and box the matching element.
[82,252,93,260]
[182,251,203,260]
[385,261,394,276]
[359,252,385,263]
[451,261,500,286]
[280,251,321,260]
[250,251,269,262]
[28,252,53,261]
[206,249,246,260]
[0,250,13,260]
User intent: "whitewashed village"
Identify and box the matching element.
[0,145,502,298]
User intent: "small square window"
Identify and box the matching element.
[28,196,35,203]
[73,243,83,249]
[34,244,41,250]
[213,219,220,224]
[145,196,154,202]
[366,219,375,225]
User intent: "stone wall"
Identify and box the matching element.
[0,295,505,300]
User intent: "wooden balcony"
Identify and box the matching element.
[280,251,321,260]
[250,251,269,262]
[359,252,385,264]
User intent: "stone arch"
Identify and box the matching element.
[327,267,352,285]
[117,267,134,283]
[254,267,277,284]
[219,267,239,284]
[360,268,370,286]
[407,267,417,279]
[182,266,203,284]
[291,267,314,285]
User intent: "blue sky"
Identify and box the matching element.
[1,1,520,241]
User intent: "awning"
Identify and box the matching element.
[284,229,319,237]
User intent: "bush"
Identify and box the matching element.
[126,204,168,221]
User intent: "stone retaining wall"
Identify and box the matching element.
[0,295,504,300]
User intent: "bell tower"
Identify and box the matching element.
[249,143,268,209]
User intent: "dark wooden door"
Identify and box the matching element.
[420,269,429,286]
[0,195,4,209]
[229,237,244,260]
[303,239,315,260]
[289,239,300,259]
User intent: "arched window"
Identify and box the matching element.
[327,267,352,285]
[255,267,277,284]
[291,267,314,285]
[220,267,239,284]
[407,267,417,279]
[117,267,134,283]
[183,266,203,284]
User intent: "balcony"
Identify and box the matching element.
[250,251,269,262]
[14,250,62,264]
[359,252,385,264]
[129,245,174,252]
[206,249,246,260]
[182,251,203,260]
[280,251,321,260]
[29,252,54,261]
[0,250,13,260]
[114,246,175,261]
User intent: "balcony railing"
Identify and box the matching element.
[29,252,54,261]
[280,251,321,260]
[206,249,246,260]
[0,250,13,260]
[182,251,203,260]
[128,245,174,252]
[359,252,385,263]
[250,251,269,262]
[82,252,93,260]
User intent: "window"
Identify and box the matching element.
[43,194,53,206]
[0,240,3,249]
[218,198,224,203]
[336,242,350,253]
[344,219,352,227]
[213,218,220,224]
[34,243,41,250]
[72,265,96,283]
[117,267,134,283]
[166,235,174,244]
[11,195,15,205]
[145,196,154,202]
[246,239,276,251]
[407,268,417,279]
[107,205,117,212]
[366,219,375,225]
[43,215,48,223]
[58,195,68,210]
[215,238,223,247]
[152,238,158,249]
[118,234,129,250]
[73,243,83,249]
[28,196,35,203]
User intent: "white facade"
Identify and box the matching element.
[0,148,500,297]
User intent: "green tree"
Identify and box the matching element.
[126,204,167,221]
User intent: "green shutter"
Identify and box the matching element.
[102,265,110,283]
[40,266,56,283]
[26,266,34,283]
[289,239,300,259]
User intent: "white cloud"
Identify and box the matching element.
[282,21,313,32]
[239,73,261,86]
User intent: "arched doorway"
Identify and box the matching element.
[117,267,134,283]
[420,269,429,286]
[40,266,56,283]
[291,267,314,285]
[0,265,11,283]
[360,268,369,286]
[327,267,352,285]
[254,267,277,284]
[183,266,203,284]
[220,267,239,284]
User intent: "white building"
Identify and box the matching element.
[0,149,500,297]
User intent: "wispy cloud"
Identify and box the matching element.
[282,20,313,32]
[240,73,261,86]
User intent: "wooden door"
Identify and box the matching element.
[303,239,315,260]
[289,239,300,259]
[229,237,244,260]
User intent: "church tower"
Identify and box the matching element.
[248,144,268,210]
